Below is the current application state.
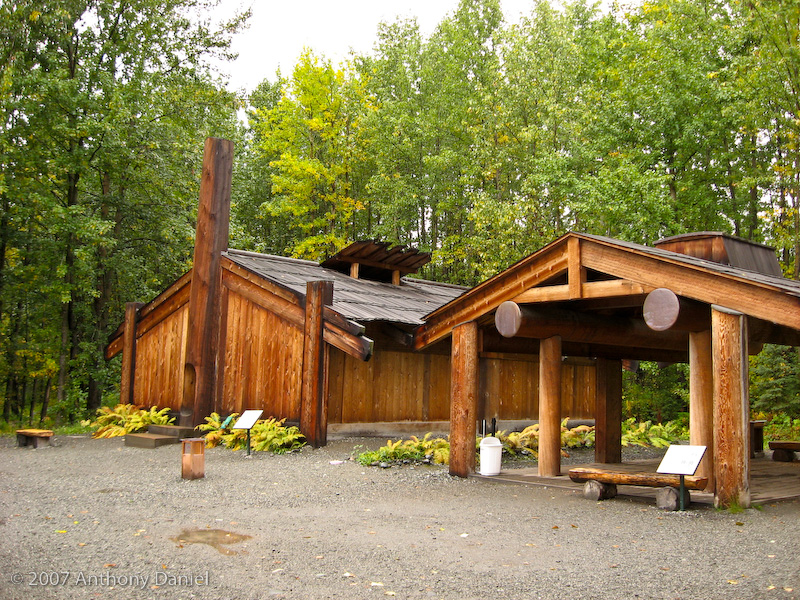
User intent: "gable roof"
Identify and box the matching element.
[225,249,467,326]
[413,232,800,350]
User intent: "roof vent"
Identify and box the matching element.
[654,232,782,277]
[320,241,431,284]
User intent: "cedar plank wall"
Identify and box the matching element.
[132,303,190,408]
[328,346,595,424]
[219,289,304,420]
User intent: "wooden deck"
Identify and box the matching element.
[473,456,800,505]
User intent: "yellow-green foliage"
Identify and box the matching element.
[83,404,174,438]
[357,432,450,465]
[621,417,688,448]
[196,412,305,453]
[196,412,238,448]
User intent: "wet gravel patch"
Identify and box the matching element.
[0,434,798,600]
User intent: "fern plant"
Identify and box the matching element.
[83,404,174,438]
[196,412,305,453]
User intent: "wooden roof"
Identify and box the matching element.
[225,249,466,326]
[654,232,783,277]
[320,240,431,280]
[413,232,800,356]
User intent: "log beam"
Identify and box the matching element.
[180,137,233,427]
[689,330,714,491]
[449,321,479,477]
[300,280,334,447]
[495,301,688,351]
[595,358,622,464]
[643,288,710,332]
[712,306,750,508]
[568,468,708,490]
[538,336,562,477]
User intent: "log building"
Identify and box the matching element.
[106,139,800,508]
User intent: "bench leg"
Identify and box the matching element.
[772,448,796,462]
[657,487,691,511]
[583,480,617,501]
[16,434,28,447]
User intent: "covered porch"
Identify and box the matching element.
[413,232,800,508]
[473,453,800,506]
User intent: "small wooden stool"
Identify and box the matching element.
[16,429,54,448]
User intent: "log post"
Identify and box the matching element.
[538,336,562,477]
[689,330,714,491]
[711,306,750,508]
[594,357,622,464]
[119,302,143,405]
[300,280,334,448]
[180,138,233,427]
[449,321,479,477]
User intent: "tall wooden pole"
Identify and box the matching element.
[449,321,479,477]
[538,335,562,477]
[300,280,334,447]
[594,357,622,464]
[689,329,714,491]
[119,302,142,405]
[711,306,750,508]
[179,138,233,427]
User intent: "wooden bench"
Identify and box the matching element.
[769,441,800,462]
[16,429,54,448]
[569,467,708,510]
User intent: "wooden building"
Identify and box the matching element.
[107,139,800,508]
[105,139,595,448]
[426,230,800,508]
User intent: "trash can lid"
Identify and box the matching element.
[480,436,503,447]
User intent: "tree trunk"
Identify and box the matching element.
[39,378,52,424]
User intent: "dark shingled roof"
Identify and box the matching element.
[224,249,467,325]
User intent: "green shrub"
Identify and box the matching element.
[762,413,800,442]
[196,412,305,453]
[82,404,174,438]
[621,417,688,447]
[356,433,450,466]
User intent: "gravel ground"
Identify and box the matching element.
[0,434,798,600]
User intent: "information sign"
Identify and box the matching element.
[657,445,706,476]
[232,409,263,431]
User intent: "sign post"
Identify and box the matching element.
[657,445,707,511]
[232,409,263,457]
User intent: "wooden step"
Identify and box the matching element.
[124,433,180,449]
[148,424,196,438]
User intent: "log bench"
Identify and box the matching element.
[769,441,800,462]
[569,467,708,510]
[16,429,54,448]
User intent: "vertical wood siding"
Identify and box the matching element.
[219,290,304,420]
[133,304,188,409]
[328,349,595,423]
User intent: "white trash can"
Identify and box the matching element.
[479,436,503,476]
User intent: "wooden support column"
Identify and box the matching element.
[594,357,622,464]
[300,280,334,448]
[689,330,714,491]
[538,336,562,477]
[449,321,479,478]
[711,306,750,508]
[180,138,233,427]
[119,302,143,405]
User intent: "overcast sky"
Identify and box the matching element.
[213,0,535,93]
